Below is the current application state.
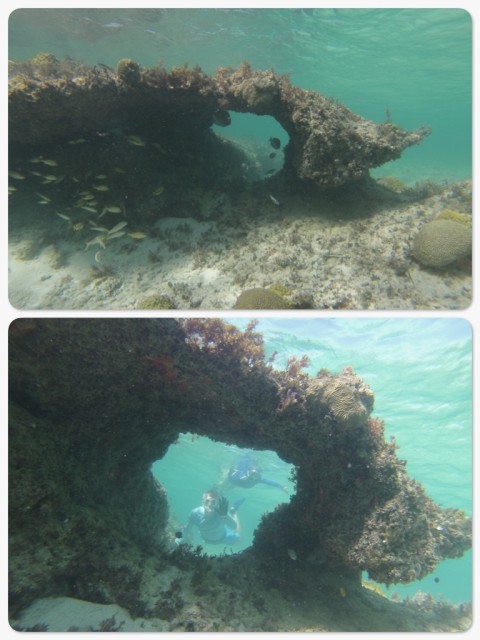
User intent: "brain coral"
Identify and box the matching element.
[307,367,374,429]
[233,288,292,309]
[137,294,175,310]
[412,219,472,268]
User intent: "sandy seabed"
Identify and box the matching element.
[10,588,472,633]
[8,179,472,311]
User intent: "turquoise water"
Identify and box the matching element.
[8,7,472,184]
[154,318,472,605]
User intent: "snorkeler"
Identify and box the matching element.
[221,452,289,493]
[177,490,241,546]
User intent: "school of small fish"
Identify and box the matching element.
[9,134,283,272]
[8,139,160,265]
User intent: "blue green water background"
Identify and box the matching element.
[8,7,472,185]
[153,318,472,605]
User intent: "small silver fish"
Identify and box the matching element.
[269,194,281,206]
[127,135,146,147]
[41,158,58,167]
[8,170,25,180]
[36,192,51,203]
[107,230,126,240]
[104,205,123,213]
[108,221,128,235]
[85,236,107,250]
[89,225,109,233]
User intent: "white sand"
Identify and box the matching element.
[10,596,166,631]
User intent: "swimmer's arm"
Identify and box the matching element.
[224,513,238,530]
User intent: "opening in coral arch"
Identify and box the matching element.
[213,113,288,181]
[152,433,295,556]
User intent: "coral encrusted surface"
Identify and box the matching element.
[8,319,471,631]
[9,54,429,190]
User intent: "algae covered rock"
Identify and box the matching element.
[233,287,292,309]
[8,318,472,626]
[116,58,141,85]
[412,219,471,268]
[435,209,472,227]
[137,294,176,310]
[9,56,429,189]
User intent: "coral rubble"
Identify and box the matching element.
[8,319,471,631]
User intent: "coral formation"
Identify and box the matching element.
[233,287,292,309]
[136,294,176,310]
[214,62,429,188]
[268,282,293,301]
[412,219,472,268]
[376,175,408,193]
[306,367,375,429]
[9,55,429,190]
[8,319,471,631]
[435,209,472,227]
[116,58,141,85]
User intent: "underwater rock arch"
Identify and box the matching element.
[8,55,430,190]
[8,318,471,629]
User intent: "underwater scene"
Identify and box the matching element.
[9,318,472,631]
[8,8,472,310]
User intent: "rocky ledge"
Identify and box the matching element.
[9,54,429,189]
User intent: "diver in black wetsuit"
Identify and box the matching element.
[224,452,289,493]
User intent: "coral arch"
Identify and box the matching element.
[8,319,471,629]
[9,55,430,189]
